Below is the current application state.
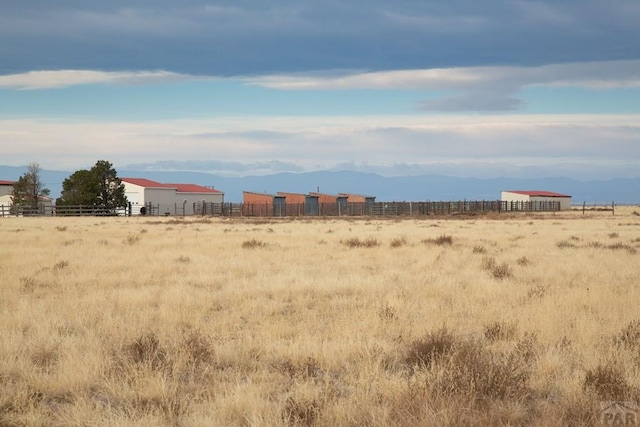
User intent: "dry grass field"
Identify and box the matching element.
[2,207,640,426]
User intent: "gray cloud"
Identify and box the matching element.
[417,95,525,112]
[1,1,639,75]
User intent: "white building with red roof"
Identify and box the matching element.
[121,178,224,215]
[501,190,572,210]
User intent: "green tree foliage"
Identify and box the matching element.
[12,163,50,208]
[57,169,99,206]
[57,160,127,208]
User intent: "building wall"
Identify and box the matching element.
[144,188,182,215]
[124,183,146,207]
[0,184,13,198]
[243,192,275,205]
[277,192,306,204]
[501,191,530,203]
[339,193,366,203]
[309,192,337,204]
[243,192,274,216]
[501,191,571,210]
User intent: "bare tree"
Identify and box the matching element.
[12,163,50,210]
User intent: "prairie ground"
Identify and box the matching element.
[1,207,640,426]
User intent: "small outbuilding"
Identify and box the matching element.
[501,190,572,211]
[121,178,224,215]
[243,191,287,216]
[276,192,307,216]
[338,193,376,215]
[307,192,347,215]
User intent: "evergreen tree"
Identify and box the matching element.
[57,160,127,208]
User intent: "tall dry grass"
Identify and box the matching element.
[1,208,640,426]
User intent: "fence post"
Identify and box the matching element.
[612,201,615,215]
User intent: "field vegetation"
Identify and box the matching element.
[1,208,640,426]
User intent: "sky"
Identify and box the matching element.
[1,1,639,180]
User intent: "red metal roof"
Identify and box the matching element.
[167,183,223,194]
[121,177,171,188]
[121,178,223,194]
[505,190,571,198]
[0,180,15,185]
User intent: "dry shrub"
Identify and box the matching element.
[405,327,456,369]
[124,234,141,245]
[30,344,59,371]
[607,242,637,254]
[583,364,632,400]
[473,245,487,254]
[53,260,69,271]
[516,256,531,266]
[242,238,267,248]
[176,255,191,263]
[20,276,43,293]
[615,320,640,349]
[181,331,215,366]
[389,237,407,248]
[403,328,536,415]
[283,396,323,426]
[513,332,540,363]
[422,234,453,246]
[378,303,398,321]
[609,232,620,239]
[123,333,169,371]
[484,320,518,342]
[525,284,547,301]
[482,257,513,279]
[341,237,381,248]
[279,356,323,380]
[406,331,532,405]
[557,240,577,249]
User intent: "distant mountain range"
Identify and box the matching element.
[1,165,638,205]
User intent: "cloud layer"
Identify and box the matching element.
[2,1,640,74]
[1,114,638,178]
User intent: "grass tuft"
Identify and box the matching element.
[557,240,577,248]
[123,333,169,371]
[482,257,512,279]
[242,238,267,248]
[341,237,381,248]
[422,234,453,246]
[615,320,640,349]
[53,260,70,271]
[484,321,518,342]
[283,396,323,426]
[389,237,407,248]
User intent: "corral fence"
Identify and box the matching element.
[194,200,562,217]
[0,200,563,218]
